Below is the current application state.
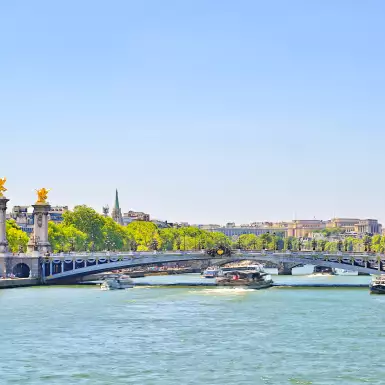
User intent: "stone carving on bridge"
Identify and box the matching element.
[0,177,7,198]
[36,188,50,204]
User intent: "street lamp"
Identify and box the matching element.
[105,235,112,251]
[298,238,303,251]
[30,235,40,252]
[273,232,277,251]
[69,238,75,253]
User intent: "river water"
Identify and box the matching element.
[1,274,385,385]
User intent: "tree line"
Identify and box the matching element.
[5,205,385,254]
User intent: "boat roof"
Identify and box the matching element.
[223,270,266,276]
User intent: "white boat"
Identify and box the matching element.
[370,275,385,294]
[216,269,273,289]
[202,267,223,278]
[333,268,358,276]
[291,264,315,275]
[100,275,134,290]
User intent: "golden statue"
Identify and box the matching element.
[0,177,7,198]
[36,188,50,204]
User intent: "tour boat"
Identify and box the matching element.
[369,275,385,294]
[312,267,334,276]
[333,268,358,276]
[222,264,262,271]
[216,269,273,289]
[202,267,223,278]
[100,275,134,290]
[203,264,265,278]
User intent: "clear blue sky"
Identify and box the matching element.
[2,0,385,225]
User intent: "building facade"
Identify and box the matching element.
[327,218,382,235]
[122,211,150,225]
[207,222,289,238]
[9,205,68,234]
[286,220,326,238]
[355,219,382,235]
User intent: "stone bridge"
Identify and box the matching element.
[32,250,385,282]
[2,250,385,283]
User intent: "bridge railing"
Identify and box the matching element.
[43,249,379,255]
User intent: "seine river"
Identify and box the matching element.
[1,275,385,385]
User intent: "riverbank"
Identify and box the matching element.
[81,281,369,288]
[0,278,39,289]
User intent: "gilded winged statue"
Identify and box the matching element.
[36,188,50,204]
[0,177,7,197]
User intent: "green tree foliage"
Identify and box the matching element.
[313,227,346,236]
[48,222,88,253]
[6,220,29,253]
[62,205,105,249]
[126,221,160,251]
[15,204,385,255]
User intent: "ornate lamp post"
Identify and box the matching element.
[69,238,75,253]
[0,177,9,254]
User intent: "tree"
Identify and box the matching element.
[63,206,105,250]
[238,234,258,250]
[150,238,159,251]
[260,233,272,250]
[125,221,160,250]
[284,237,294,251]
[363,235,372,252]
[48,222,87,253]
[317,239,326,252]
[6,220,29,253]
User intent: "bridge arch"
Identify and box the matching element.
[13,263,30,278]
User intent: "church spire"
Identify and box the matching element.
[111,189,124,225]
[115,189,120,210]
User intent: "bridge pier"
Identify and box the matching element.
[278,262,295,275]
[0,197,9,253]
[27,203,51,254]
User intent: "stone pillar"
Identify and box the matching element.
[0,198,9,253]
[27,203,51,254]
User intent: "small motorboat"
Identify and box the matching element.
[216,269,273,289]
[202,267,223,278]
[101,275,134,290]
[334,268,358,276]
[370,275,385,294]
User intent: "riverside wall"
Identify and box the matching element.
[0,278,39,289]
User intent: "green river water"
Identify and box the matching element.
[1,274,384,385]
